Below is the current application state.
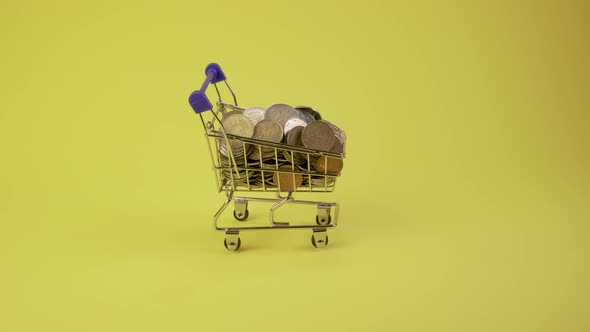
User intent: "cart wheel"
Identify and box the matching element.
[233,209,249,221]
[316,214,332,226]
[311,233,329,248]
[224,237,241,251]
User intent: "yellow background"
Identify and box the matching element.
[1,1,589,331]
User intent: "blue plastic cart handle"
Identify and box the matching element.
[188,63,227,114]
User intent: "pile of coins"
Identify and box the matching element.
[216,104,345,191]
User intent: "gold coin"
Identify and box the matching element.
[220,112,254,153]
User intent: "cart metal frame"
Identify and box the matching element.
[188,63,345,251]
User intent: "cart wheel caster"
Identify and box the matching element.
[224,237,241,251]
[233,209,249,221]
[311,231,328,248]
[316,214,332,226]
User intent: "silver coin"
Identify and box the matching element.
[218,138,246,158]
[295,105,322,120]
[295,109,315,124]
[309,176,335,187]
[243,107,266,126]
[301,111,315,124]
[283,117,307,135]
[265,104,298,127]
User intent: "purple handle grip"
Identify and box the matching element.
[188,63,226,114]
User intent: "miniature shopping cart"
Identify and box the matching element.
[188,63,346,251]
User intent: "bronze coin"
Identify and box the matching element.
[315,156,344,175]
[273,166,303,192]
[286,126,305,146]
[301,120,335,151]
[330,139,343,153]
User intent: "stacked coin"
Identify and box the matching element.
[303,175,336,187]
[218,153,249,186]
[282,126,307,165]
[311,121,345,175]
[261,162,286,186]
[301,119,345,175]
[214,103,344,191]
[324,120,345,152]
